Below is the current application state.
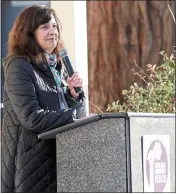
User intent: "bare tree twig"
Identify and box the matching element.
[168,4,176,24]
[89,101,104,113]
[133,60,155,83]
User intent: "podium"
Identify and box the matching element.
[38,112,175,192]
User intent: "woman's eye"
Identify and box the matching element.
[41,26,47,29]
[53,25,57,28]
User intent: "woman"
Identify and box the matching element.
[1,4,86,193]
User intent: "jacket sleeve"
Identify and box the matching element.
[60,64,87,119]
[65,89,87,119]
[5,59,76,133]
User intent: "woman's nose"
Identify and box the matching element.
[49,26,56,35]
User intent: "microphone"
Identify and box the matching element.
[59,48,82,94]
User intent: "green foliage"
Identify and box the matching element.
[107,51,175,113]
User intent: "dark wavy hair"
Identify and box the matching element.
[8,4,62,63]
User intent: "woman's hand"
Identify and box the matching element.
[67,72,83,99]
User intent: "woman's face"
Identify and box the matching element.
[35,14,59,53]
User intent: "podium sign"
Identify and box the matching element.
[143,135,170,192]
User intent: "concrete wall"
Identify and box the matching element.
[129,113,175,192]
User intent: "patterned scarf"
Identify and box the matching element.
[45,53,69,110]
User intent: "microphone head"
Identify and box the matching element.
[59,48,68,59]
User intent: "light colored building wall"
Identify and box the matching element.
[51,1,75,66]
[51,1,89,113]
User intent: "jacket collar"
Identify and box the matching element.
[2,54,62,81]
